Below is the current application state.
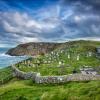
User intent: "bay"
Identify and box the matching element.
[0,47,29,69]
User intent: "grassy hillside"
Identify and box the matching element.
[0,40,100,100]
[16,40,100,76]
[0,67,13,84]
[0,79,100,100]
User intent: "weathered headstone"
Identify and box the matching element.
[88,52,92,57]
[68,54,70,59]
[77,54,80,61]
[59,61,62,65]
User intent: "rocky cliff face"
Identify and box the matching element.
[6,42,62,56]
[6,40,100,56]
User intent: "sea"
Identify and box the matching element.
[0,47,29,69]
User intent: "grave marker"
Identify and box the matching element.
[77,54,80,61]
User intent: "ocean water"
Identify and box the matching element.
[0,47,29,69]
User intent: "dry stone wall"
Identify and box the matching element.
[12,65,38,80]
[35,74,100,84]
[12,65,100,84]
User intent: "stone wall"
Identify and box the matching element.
[35,74,100,84]
[12,65,38,80]
[12,65,100,84]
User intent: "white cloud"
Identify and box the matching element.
[18,37,40,43]
[3,20,20,33]
[74,16,81,23]
[0,11,63,43]
[0,1,100,45]
[2,11,61,34]
[71,37,100,41]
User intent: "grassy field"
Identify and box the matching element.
[0,67,12,79]
[0,79,100,100]
[17,55,100,76]
[0,67,100,100]
[0,41,100,100]
[0,67,13,84]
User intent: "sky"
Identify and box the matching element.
[0,0,100,47]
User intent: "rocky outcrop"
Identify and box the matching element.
[7,42,62,56]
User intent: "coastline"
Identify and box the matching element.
[0,47,29,69]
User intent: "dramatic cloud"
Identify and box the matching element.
[0,0,100,46]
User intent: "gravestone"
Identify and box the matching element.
[32,64,35,67]
[68,54,70,59]
[59,61,62,65]
[88,52,92,57]
[77,54,80,61]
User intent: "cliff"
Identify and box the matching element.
[6,40,100,56]
[6,42,62,56]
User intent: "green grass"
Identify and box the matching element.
[0,67,12,80]
[0,41,100,100]
[0,79,100,100]
[16,48,100,76]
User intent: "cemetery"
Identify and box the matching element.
[10,44,100,84]
[12,64,100,84]
[15,47,100,77]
